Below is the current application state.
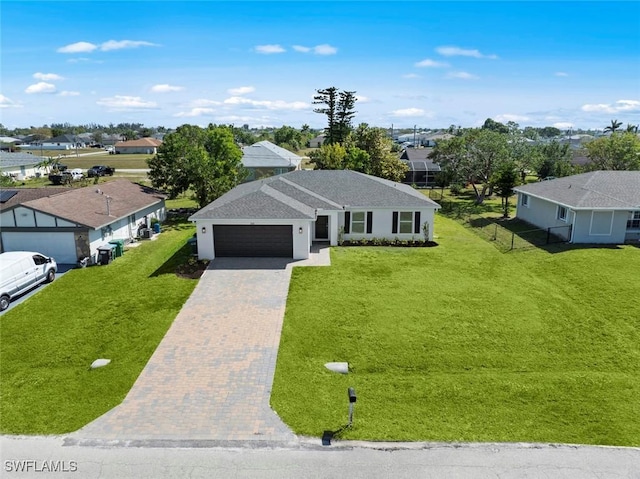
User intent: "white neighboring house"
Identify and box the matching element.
[513,171,640,244]
[242,140,302,182]
[189,169,440,260]
[0,180,166,264]
[20,134,86,151]
[0,151,45,180]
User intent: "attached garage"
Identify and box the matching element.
[213,225,293,257]
[2,232,77,264]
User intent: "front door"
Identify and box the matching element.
[315,215,329,241]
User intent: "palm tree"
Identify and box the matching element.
[604,119,623,134]
[626,124,639,133]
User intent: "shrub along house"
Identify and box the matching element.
[513,171,640,244]
[189,169,440,260]
[0,180,166,264]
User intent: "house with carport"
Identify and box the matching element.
[0,180,166,264]
[189,169,440,260]
[513,171,640,244]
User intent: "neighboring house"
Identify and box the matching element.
[0,151,45,180]
[0,136,22,151]
[241,141,302,182]
[19,134,87,151]
[308,134,326,148]
[115,138,162,154]
[0,180,166,264]
[189,169,440,260]
[399,148,441,187]
[102,134,125,146]
[513,171,640,244]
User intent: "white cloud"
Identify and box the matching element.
[150,84,184,93]
[96,95,158,110]
[100,40,159,51]
[390,108,425,117]
[291,44,337,55]
[436,45,498,59]
[67,57,103,64]
[414,59,449,68]
[402,73,420,79]
[25,82,57,94]
[581,99,640,113]
[255,44,286,54]
[174,107,216,118]
[223,96,308,110]
[495,114,530,123]
[313,44,337,55]
[33,72,64,81]
[446,71,479,80]
[553,122,574,129]
[59,91,80,97]
[555,72,569,77]
[356,95,370,103]
[227,86,255,96]
[57,41,98,53]
[0,94,21,108]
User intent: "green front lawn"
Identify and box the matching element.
[0,222,197,434]
[272,215,640,446]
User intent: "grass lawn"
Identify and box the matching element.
[272,214,640,446]
[0,221,198,434]
[60,153,152,170]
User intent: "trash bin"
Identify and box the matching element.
[97,245,116,265]
[152,222,161,234]
[187,236,198,255]
[108,239,124,257]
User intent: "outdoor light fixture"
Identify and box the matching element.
[299,227,303,234]
[201,226,206,234]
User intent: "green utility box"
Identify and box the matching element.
[108,239,125,257]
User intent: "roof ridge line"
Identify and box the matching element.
[278,176,343,209]
[261,183,316,218]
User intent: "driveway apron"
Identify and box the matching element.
[74,249,330,444]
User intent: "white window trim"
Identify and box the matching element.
[627,211,640,230]
[589,210,614,236]
[350,211,366,234]
[557,205,568,223]
[521,193,529,207]
[398,211,413,234]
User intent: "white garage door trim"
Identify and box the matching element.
[2,232,77,264]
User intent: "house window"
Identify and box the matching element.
[557,206,568,222]
[392,211,421,234]
[627,211,640,230]
[521,194,529,207]
[344,211,373,234]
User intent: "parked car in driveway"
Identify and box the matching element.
[87,165,116,177]
[0,251,57,311]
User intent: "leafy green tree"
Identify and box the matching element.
[273,125,303,151]
[584,132,640,171]
[148,124,246,207]
[309,143,347,170]
[604,119,623,134]
[351,123,407,182]
[481,118,509,134]
[92,132,104,145]
[313,87,357,144]
[538,126,562,138]
[492,161,519,217]
[626,124,639,133]
[534,140,573,179]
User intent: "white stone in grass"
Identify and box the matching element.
[90,359,111,369]
[325,362,349,374]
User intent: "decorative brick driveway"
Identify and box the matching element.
[73,248,329,445]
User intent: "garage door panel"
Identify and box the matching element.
[214,225,292,257]
[2,232,77,264]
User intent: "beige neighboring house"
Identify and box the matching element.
[115,138,162,154]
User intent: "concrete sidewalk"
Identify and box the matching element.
[72,246,330,445]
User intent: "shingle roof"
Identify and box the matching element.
[21,180,165,229]
[115,138,162,147]
[0,187,73,212]
[514,171,640,209]
[0,151,42,168]
[190,170,440,221]
[241,141,302,168]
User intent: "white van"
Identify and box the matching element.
[0,251,58,311]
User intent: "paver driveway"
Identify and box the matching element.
[74,248,330,445]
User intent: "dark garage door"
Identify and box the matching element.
[214,225,293,257]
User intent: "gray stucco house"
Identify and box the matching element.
[513,171,640,244]
[189,170,440,259]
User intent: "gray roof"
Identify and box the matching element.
[190,170,440,221]
[0,151,41,168]
[514,171,640,209]
[241,141,302,168]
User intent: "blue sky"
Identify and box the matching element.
[1,1,639,130]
